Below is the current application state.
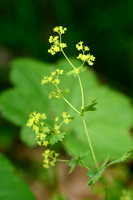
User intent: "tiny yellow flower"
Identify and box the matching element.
[54,125,60,131]
[50,162,55,167]
[53,27,59,32]
[49,36,53,43]
[48,76,52,82]
[54,79,60,85]
[43,141,48,146]
[84,46,89,51]
[55,116,59,122]
[43,164,49,168]
[60,43,67,48]
[44,126,50,133]
[40,133,46,140]
[74,68,80,75]
[44,159,49,164]
[54,46,60,52]
[34,126,39,133]
[62,112,67,118]
[51,71,56,76]
[41,113,46,120]
[37,141,41,146]
[63,118,69,124]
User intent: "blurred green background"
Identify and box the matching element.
[0,0,133,199]
[0,0,133,95]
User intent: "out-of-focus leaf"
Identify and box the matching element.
[51,193,67,200]
[0,154,35,200]
[0,58,132,168]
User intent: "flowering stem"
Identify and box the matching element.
[63,97,80,114]
[61,50,75,69]
[78,73,99,170]
[82,116,99,170]
[77,74,84,109]
[62,51,99,171]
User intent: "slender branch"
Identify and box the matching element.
[77,74,84,109]
[80,61,85,69]
[82,117,99,170]
[61,50,75,69]
[61,50,99,170]
[58,159,69,162]
[63,97,80,114]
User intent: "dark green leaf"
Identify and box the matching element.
[0,154,35,200]
[66,151,89,174]
[66,157,79,174]
[81,99,97,116]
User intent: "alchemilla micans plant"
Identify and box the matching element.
[27,26,133,187]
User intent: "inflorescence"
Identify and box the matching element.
[48,26,67,55]
[41,68,69,100]
[27,111,72,168]
[27,26,96,169]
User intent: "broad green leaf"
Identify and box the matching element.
[0,154,35,200]
[87,147,133,186]
[0,58,132,168]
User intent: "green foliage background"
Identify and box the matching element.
[0,0,133,198]
[0,0,133,96]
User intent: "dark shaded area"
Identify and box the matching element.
[0,0,133,96]
[0,1,133,199]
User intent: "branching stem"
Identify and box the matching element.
[63,97,80,114]
[61,50,99,171]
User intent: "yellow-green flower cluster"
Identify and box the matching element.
[76,41,96,66]
[41,68,63,86]
[62,112,72,124]
[53,112,72,134]
[42,149,59,168]
[120,190,132,200]
[48,26,67,55]
[41,68,69,100]
[27,111,49,147]
[53,26,67,34]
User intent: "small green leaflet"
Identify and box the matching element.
[81,99,97,116]
[49,132,66,145]
[66,67,87,77]
[66,151,89,174]
[87,147,133,187]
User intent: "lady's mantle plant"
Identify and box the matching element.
[27,26,133,186]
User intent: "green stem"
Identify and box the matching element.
[77,74,84,109]
[58,159,69,162]
[61,50,75,69]
[82,117,99,170]
[63,97,80,114]
[61,50,99,170]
